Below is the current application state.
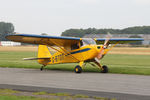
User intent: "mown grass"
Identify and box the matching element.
[0,51,150,75]
[0,89,116,100]
[0,95,60,100]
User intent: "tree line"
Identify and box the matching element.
[0,21,150,41]
[61,26,150,37]
[0,22,15,41]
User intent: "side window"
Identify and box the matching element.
[80,41,83,46]
[71,43,79,50]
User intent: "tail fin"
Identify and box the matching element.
[38,45,52,58]
[23,45,52,66]
[37,45,52,65]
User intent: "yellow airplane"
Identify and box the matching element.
[6,34,143,73]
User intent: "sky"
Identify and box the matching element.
[0,0,150,36]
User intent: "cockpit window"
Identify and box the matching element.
[71,43,79,50]
[82,38,96,46]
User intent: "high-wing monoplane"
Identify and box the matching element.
[6,34,143,73]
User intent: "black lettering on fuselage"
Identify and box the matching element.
[50,53,65,63]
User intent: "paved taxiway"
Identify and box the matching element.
[0,68,150,100]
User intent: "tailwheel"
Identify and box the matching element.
[101,65,108,73]
[74,65,82,73]
[40,65,45,71]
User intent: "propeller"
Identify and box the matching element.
[96,32,112,60]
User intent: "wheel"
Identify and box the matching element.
[74,65,82,73]
[101,65,108,73]
[40,66,44,71]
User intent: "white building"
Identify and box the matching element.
[0,41,21,46]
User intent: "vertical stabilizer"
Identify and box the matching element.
[38,45,52,58]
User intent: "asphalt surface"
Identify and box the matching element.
[0,68,150,100]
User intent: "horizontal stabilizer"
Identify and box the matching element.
[23,57,50,60]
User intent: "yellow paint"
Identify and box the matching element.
[37,43,114,66]
[79,61,84,67]
[38,44,104,65]
[75,68,79,72]
[38,45,52,65]
[38,45,52,58]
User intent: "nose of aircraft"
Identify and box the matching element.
[96,45,103,51]
[92,45,103,55]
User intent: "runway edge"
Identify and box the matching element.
[0,84,150,100]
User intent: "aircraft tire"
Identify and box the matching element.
[101,65,108,73]
[74,65,82,73]
[40,67,43,71]
[40,65,44,71]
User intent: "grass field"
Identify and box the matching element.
[0,89,116,100]
[0,46,150,75]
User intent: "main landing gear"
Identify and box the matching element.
[74,65,82,73]
[74,64,108,73]
[74,61,84,73]
[74,61,108,73]
[101,65,108,73]
[94,62,108,73]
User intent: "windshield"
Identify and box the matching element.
[82,38,96,45]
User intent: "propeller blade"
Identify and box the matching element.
[96,32,112,60]
[96,47,105,59]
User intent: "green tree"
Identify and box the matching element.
[61,26,150,37]
[61,29,85,37]
[0,22,15,41]
[121,26,150,34]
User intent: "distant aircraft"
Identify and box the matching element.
[6,34,143,73]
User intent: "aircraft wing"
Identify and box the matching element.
[95,38,144,44]
[6,34,81,46]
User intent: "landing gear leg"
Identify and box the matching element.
[94,58,108,73]
[74,61,84,73]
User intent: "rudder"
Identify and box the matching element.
[38,45,52,58]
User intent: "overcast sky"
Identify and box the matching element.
[0,0,150,36]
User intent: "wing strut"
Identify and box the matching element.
[106,41,120,53]
[48,39,81,62]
